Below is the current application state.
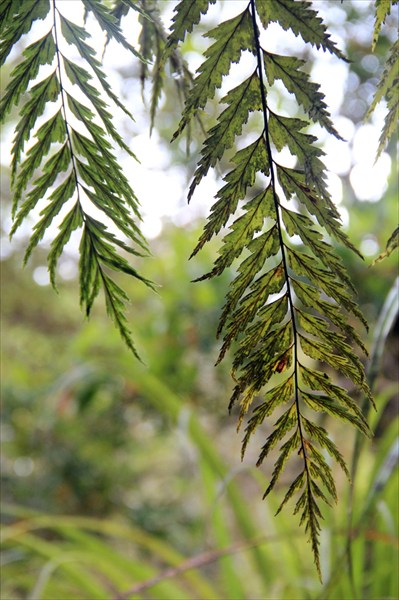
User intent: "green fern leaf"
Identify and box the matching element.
[264,430,301,497]
[241,375,294,457]
[11,109,65,212]
[296,310,367,381]
[365,3,398,254]
[80,0,144,60]
[192,136,270,256]
[199,184,277,281]
[218,233,282,334]
[0,0,20,31]
[369,37,399,159]
[23,172,76,265]
[301,417,350,479]
[163,0,216,64]
[262,51,343,138]
[120,0,153,22]
[59,12,134,119]
[287,247,367,327]
[300,365,372,427]
[302,392,369,436]
[0,32,56,123]
[377,81,399,159]
[173,7,255,140]
[230,293,289,364]
[3,0,152,357]
[136,0,197,134]
[11,143,71,235]
[170,0,373,577]
[0,0,50,67]
[255,0,347,60]
[294,483,323,578]
[366,5,398,161]
[188,70,263,200]
[218,292,288,368]
[281,206,356,292]
[372,226,399,264]
[292,278,368,354]
[366,39,398,120]
[256,404,298,467]
[275,470,306,514]
[372,0,394,51]
[48,204,83,288]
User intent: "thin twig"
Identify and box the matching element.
[113,532,297,599]
[114,525,398,599]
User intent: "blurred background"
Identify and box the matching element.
[1,1,398,598]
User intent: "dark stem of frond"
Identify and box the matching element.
[249,0,309,477]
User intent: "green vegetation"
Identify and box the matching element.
[1,0,398,597]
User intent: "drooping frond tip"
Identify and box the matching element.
[169,0,373,578]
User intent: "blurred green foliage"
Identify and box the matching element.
[1,222,398,599]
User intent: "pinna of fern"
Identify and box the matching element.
[0,0,157,358]
[169,0,374,578]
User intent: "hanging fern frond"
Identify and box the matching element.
[372,0,396,52]
[162,0,216,65]
[170,0,373,578]
[120,0,198,140]
[367,0,399,158]
[366,38,399,159]
[136,0,190,134]
[1,0,155,358]
[366,0,398,260]
[372,226,399,265]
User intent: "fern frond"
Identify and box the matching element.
[262,51,343,138]
[173,7,255,141]
[110,0,151,24]
[255,0,348,60]
[366,38,399,158]
[163,0,216,64]
[170,0,373,577]
[2,0,152,356]
[0,0,51,67]
[366,2,398,260]
[134,0,197,134]
[372,0,395,51]
[81,0,144,59]
[372,226,399,264]
[188,70,262,200]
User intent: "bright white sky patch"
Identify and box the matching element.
[311,59,348,114]
[352,124,380,163]
[350,125,392,201]
[33,266,51,286]
[360,235,380,256]
[350,155,391,202]
[326,171,343,204]
[323,137,352,176]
